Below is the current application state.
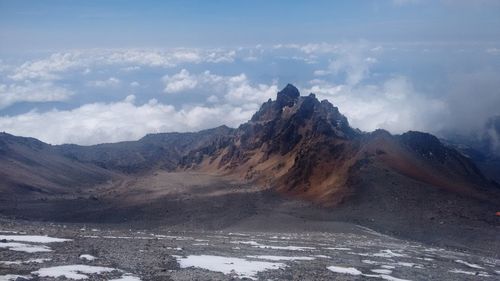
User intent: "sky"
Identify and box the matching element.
[0,0,500,145]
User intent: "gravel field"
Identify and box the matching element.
[1,219,499,281]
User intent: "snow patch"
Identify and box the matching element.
[325,247,351,251]
[108,274,142,281]
[175,255,285,280]
[247,255,315,261]
[326,265,362,275]
[0,258,51,265]
[0,275,31,281]
[454,259,484,269]
[255,245,315,251]
[373,250,406,258]
[449,269,490,277]
[0,242,52,253]
[371,269,393,274]
[33,265,117,280]
[79,254,97,261]
[0,235,70,243]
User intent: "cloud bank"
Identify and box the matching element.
[0,43,499,145]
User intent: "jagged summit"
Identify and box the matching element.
[276,83,300,107]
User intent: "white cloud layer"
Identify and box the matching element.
[0,95,256,145]
[0,70,278,145]
[7,48,237,82]
[163,69,279,107]
[304,77,447,133]
[0,81,73,109]
[1,43,499,144]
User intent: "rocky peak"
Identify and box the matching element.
[276,83,300,108]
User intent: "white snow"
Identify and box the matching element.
[376,275,412,281]
[108,274,142,281]
[362,260,380,265]
[230,240,260,246]
[396,262,423,268]
[454,259,484,269]
[0,275,32,281]
[373,250,406,258]
[371,269,393,274]
[0,242,52,253]
[247,255,315,261]
[0,258,51,265]
[0,235,71,243]
[255,245,315,251]
[231,240,314,251]
[175,255,285,280]
[33,265,117,280]
[326,265,362,275]
[314,255,330,258]
[79,254,97,261]
[449,269,490,277]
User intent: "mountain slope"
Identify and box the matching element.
[0,132,117,198]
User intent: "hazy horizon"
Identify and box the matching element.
[1,0,500,145]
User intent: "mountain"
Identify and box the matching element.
[0,132,117,199]
[442,115,500,184]
[0,84,498,252]
[181,84,493,205]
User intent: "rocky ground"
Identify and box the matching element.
[1,218,499,281]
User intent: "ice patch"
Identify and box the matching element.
[327,265,362,275]
[454,259,484,269]
[449,269,490,277]
[0,235,70,243]
[33,265,117,280]
[175,255,285,280]
[0,275,31,281]
[247,255,315,261]
[0,242,52,253]
[79,254,97,261]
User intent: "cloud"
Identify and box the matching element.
[305,76,447,133]
[0,81,73,109]
[8,48,238,82]
[9,52,83,81]
[0,95,255,145]
[87,77,121,88]
[162,69,200,93]
[0,68,279,145]
[163,69,279,106]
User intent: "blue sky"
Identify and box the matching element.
[2,0,500,51]
[0,0,499,145]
